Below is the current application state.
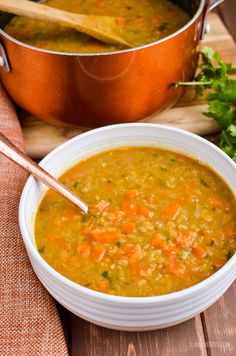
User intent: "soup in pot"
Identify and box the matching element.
[4,0,190,53]
[35,147,236,297]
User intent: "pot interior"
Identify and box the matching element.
[0,0,202,29]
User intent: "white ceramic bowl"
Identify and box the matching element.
[19,124,236,331]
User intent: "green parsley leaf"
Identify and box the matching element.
[176,47,236,162]
[101,271,109,279]
[204,100,234,129]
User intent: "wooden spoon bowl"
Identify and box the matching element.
[0,0,132,48]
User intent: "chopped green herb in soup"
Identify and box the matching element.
[4,0,190,53]
[35,147,236,297]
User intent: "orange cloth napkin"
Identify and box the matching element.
[0,86,68,355]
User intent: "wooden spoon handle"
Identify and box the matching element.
[0,0,95,28]
[0,131,88,213]
[0,0,132,47]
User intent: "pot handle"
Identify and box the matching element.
[201,0,225,39]
[208,0,224,12]
[0,42,10,72]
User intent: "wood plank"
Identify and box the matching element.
[20,12,236,159]
[69,314,207,356]
[21,105,220,159]
[201,282,236,356]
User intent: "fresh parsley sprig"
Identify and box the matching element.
[176,47,236,162]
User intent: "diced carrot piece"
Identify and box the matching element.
[147,195,155,204]
[213,258,227,268]
[139,263,154,277]
[82,224,95,234]
[130,244,143,263]
[90,231,118,244]
[116,17,125,28]
[176,196,185,204]
[130,262,153,278]
[94,279,110,293]
[107,208,122,224]
[65,210,78,219]
[107,213,120,224]
[123,245,137,254]
[91,200,110,213]
[95,2,105,8]
[123,202,137,218]
[122,244,143,263]
[192,246,207,259]
[223,225,234,240]
[150,234,167,249]
[178,155,191,163]
[121,222,136,234]
[130,263,140,277]
[77,242,92,257]
[164,245,178,255]
[184,181,197,190]
[47,234,58,242]
[137,206,150,217]
[54,218,62,227]
[65,172,77,181]
[103,255,111,264]
[92,245,106,263]
[139,262,153,277]
[152,17,158,25]
[168,256,185,275]
[176,231,193,249]
[161,203,182,221]
[125,190,139,201]
[150,234,178,255]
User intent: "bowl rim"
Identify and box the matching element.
[0,0,205,57]
[19,123,236,304]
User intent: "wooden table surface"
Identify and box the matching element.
[62,296,236,355]
[53,8,236,356]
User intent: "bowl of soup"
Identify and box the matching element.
[19,123,236,330]
[0,0,224,127]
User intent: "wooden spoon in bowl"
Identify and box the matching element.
[0,0,132,48]
[0,131,89,213]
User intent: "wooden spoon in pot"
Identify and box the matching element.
[0,131,89,213]
[0,0,132,48]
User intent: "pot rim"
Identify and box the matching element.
[19,123,236,305]
[0,0,205,57]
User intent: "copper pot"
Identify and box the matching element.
[0,0,224,127]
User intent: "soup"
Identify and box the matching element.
[4,0,190,53]
[35,147,236,297]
